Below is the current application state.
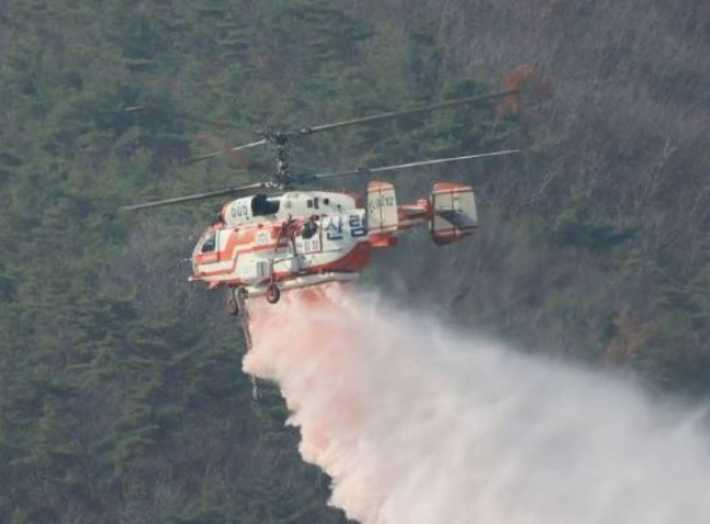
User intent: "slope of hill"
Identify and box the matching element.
[1,0,708,522]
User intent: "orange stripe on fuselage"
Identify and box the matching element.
[194,224,373,286]
[194,225,286,279]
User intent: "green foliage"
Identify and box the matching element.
[550,188,636,250]
[1,0,708,521]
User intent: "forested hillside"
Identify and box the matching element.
[1,0,709,522]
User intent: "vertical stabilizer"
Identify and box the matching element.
[367,181,398,234]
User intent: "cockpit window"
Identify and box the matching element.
[201,231,216,253]
[251,194,280,216]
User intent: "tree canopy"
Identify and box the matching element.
[2,0,710,522]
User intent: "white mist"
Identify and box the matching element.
[243,286,710,524]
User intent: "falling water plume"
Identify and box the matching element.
[242,284,710,524]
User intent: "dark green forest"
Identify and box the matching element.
[1,0,709,522]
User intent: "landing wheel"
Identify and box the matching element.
[266,283,281,304]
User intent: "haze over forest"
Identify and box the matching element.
[1,0,709,522]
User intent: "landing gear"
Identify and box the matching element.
[266,283,281,304]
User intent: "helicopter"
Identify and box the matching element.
[122,89,521,325]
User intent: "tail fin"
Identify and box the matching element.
[367,181,398,234]
[430,183,478,245]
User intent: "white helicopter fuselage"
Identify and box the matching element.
[191,190,373,294]
[190,181,477,300]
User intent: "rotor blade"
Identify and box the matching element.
[293,90,518,138]
[182,150,222,164]
[301,149,521,182]
[120,182,267,211]
[229,138,269,151]
[182,138,268,165]
[198,133,251,169]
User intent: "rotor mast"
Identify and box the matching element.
[254,128,292,188]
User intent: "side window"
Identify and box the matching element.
[201,231,217,253]
[307,199,314,209]
[252,194,281,216]
[314,197,319,209]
